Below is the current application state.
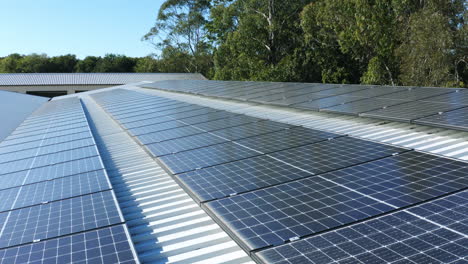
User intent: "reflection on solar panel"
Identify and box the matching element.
[0,225,137,264]
[420,89,468,105]
[255,190,467,264]
[414,106,468,131]
[361,101,464,122]
[160,142,262,174]
[92,86,467,263]
[322,98,408,115]
[292,95,365,110]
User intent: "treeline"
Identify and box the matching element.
[0,53,165,73]
[1,1,467,88]
[143,0,467,87]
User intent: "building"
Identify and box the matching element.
[0,80,466,263]
[0,73,206,97]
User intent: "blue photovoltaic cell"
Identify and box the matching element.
[414,106,468,131]
[0,225,137,264]
[0,191,122,248]
[206,176,394,251]
[211,121,293,140]
[160,142,262,174]
[323,151,468,207]
[128,120,188,136]
[255,191,467,264]
[177,155,312,203]
[267,137,405,175]
[23,156,105,186]
[8,170,111,211]
[233,126,339,154]
[137,126,204,145]
[360,101,463,122]
[0,146,98,175]
[146,133,229,157]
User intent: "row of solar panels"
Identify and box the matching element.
[0,98,138,263]
[142,80,468,132]
[91,88,467,263]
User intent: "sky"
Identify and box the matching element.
[0,0,165,58]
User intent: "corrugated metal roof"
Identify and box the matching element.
[81,95,254,264]
[0,73,206,86]
[0,90,49,142]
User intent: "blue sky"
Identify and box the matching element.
[0,0,165,58]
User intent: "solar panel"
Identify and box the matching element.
[254,190,467,264]
[361,101,464,122]
[206,176,394,251]
[322,98,408,116]
[159,142,262,174]
[269,93,333,106]
[233,126,340,154]
[267,137,406,175]
[176,111,238,125]
[376,87,455,101]
[146,133,229,157]
[321,151,467,207]
[292,95,366,111]
[177,155,312,203]
[128,120,188,136]
[192,115,261,131]
[420,89,468,105]
[137,126,204,145]
[414,106,468,131]
[0,146,99,175]
[11,170,111,211]
[0,225,137,264]
[210,121,293,140]
[0,191,122,248]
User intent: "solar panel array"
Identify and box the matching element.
[142,80,468,131]
[92,88,467,263]
[0,98,138,263]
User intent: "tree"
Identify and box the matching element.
[134,55,160,72]
[94,54,136,72]
[17,53,52,73]
[74,56,101,72]
[143,0,212,74]
[0,54,23,73]
[50,54,78,72]
[212,0,312,81]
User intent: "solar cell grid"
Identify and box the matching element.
[123,115,176,129]
[22,156,104,186]
[323,151,468,208]
[0,191,122,249]
[255,190,467,264]
[1,126,90,148]
[0,138,95,164]
[177,155,312,203]
[211,120,293,140]
[146,133,229,157]
[0,225,137,264]
[160,141,262,174]
[322,98,408,116]
[269,93,332,106]
[361,101,464,122]
[177,111,238,125]
[109,101,195,118]
[292,95,366,111]
[414,106,468,131]
[8,121,88,139]
[233,126,340,154]
[137,126,204,145]
[206,176,394,251]
[376,87,455,101]
[13,169,111,211]
[128,120,188,136]
[191,115,261,132]
[113,104,201,120]
[418,89,468,105]
[118,107,213,125]
[267,136,405,175]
